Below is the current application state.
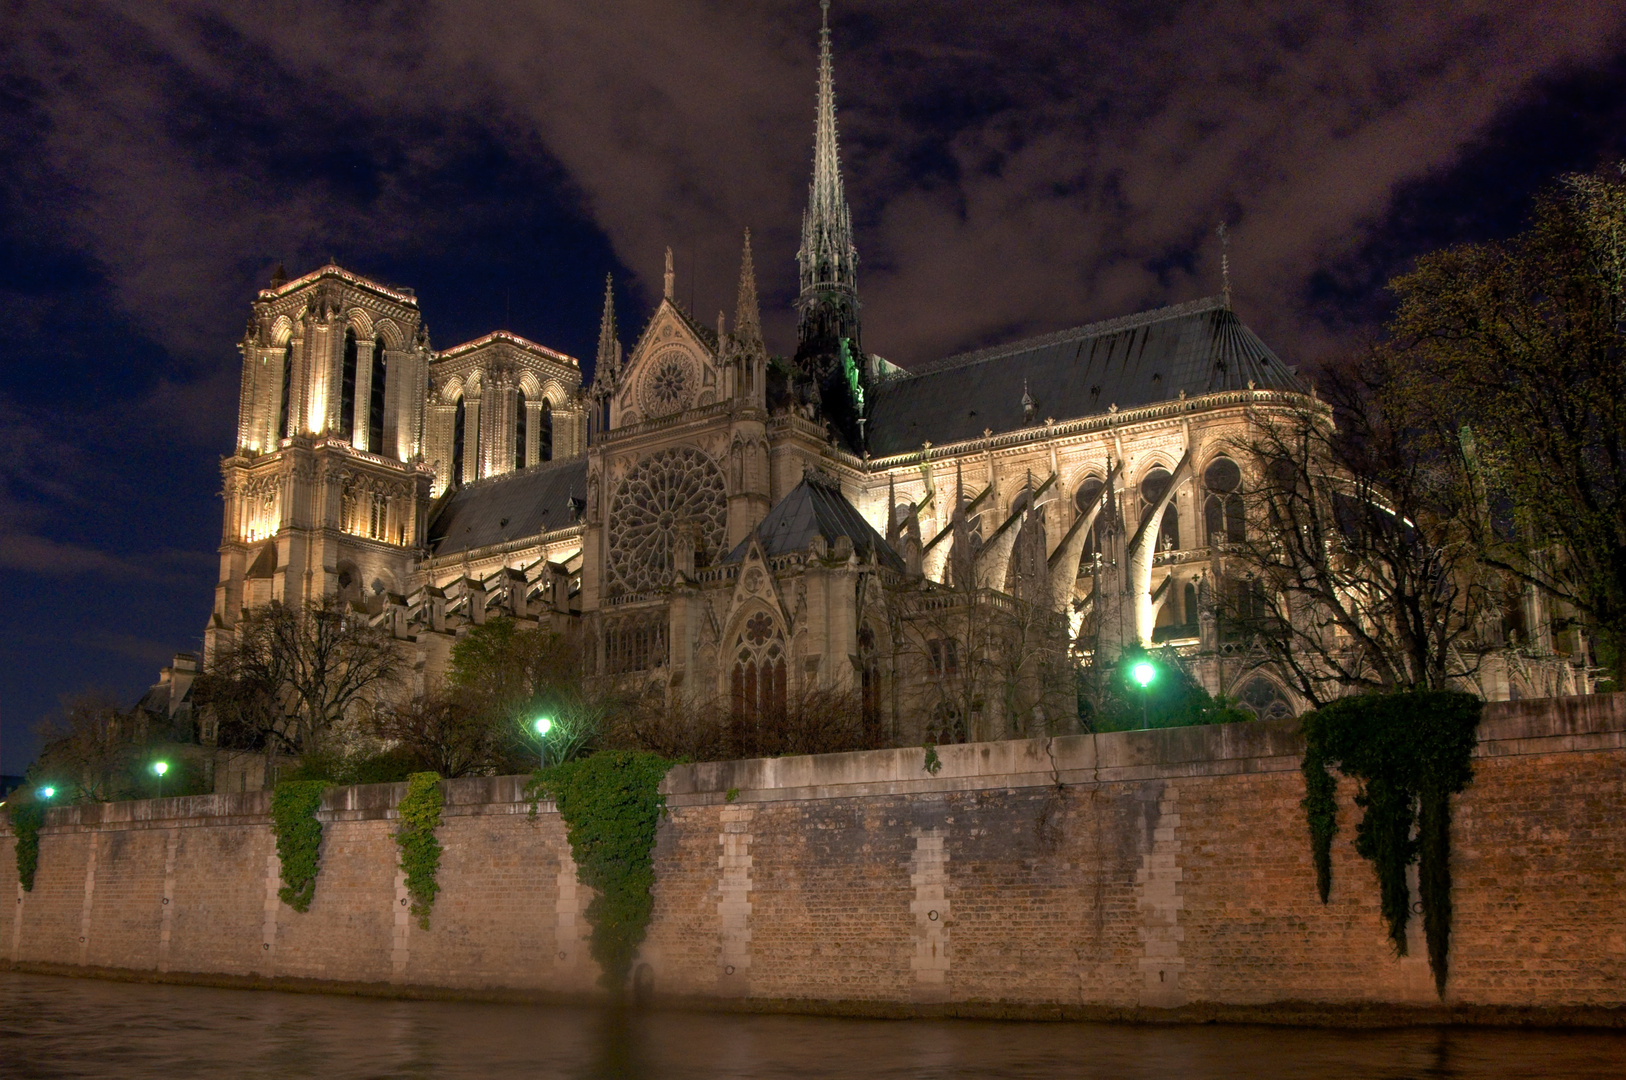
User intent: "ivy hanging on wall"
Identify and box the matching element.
[395,772,445,930]
[10,803,45,893]
[528,751,672,993]
[1300,689,1481,996]
[270,780,328,913]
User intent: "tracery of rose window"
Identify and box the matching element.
[606,446,727,594]
[731,610,787,720]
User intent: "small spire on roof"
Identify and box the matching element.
[733,229,763,353]
[1022,378,1036,422]
[663,247,675,301]
[596,274,620,374]
[1217,221,1232,309]
[269,262,287,288]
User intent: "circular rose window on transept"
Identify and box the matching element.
[606,446,727,594]
[638,347,698,416]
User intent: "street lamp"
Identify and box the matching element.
[1132,660,1156,729]
[153,761,169,799]
[534,716,553,770]
[37,786,55,800]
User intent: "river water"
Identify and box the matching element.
[1,972,1623,1079]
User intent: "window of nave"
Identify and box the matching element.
[1203,456,1245,545]
[1140,466,1180,551]
[605,613,666,675]
[731,611,787,722]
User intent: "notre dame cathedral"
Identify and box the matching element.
[182,4,1582,754]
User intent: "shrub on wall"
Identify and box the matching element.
[527,751,672,992]
[1300,689,1481,995]
[270,780,328,913]
[10,803,45,893]
[395,772,444,930]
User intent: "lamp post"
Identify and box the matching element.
[534,716,553,771]
[1132,660,1156,729]
[153,761,169,799]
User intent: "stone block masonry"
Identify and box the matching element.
[2,696,1625,1023]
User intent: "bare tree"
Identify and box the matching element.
[196,598,402,758]
[32,693,140,802]
[1221,349,1499,705]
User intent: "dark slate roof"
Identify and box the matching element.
[427,457,587,557]
[865,296,1305,456]
[725,473,905,572]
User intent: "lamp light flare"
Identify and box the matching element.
[153,762,169,777]
[1132,661,1156,688]
[534,716,553,737]
[38,786,56,799]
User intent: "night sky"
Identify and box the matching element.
[3,0,1624,773]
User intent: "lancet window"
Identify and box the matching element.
[515,389,528,468]
[1140,466,1180,552]
[340,329,358,440]
[539,400,553,462]
[1204,457,1245,545]
[368,336,386,454]
[605,613,667,675]
[731,610,787,721]
[452,397,466,486]
[277,346,293,440]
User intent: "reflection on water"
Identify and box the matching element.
[2,972,1624,1079]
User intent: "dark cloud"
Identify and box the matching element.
[2,0,1623,768]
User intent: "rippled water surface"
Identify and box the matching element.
[2,972,1624,1079]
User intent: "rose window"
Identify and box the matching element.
[639,349,697,415]
[606,446,727,594]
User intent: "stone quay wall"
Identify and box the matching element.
[2,695,1624,1022]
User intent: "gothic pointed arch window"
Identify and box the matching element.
[1074,475,1106,575]
[368,335,387,454]
[1140,466,1180,552]
[540,399,553,462]
[1236,675,1292,720]
[515,388,528,469]
[277,345,293,440]
[340,329,358,440]
[731,610,787,722]
[1204,456,1245,545]
[452,395,466,487]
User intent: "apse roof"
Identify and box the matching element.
[724,472,905,572]
[427,457,587,557]
[865,297,1305,457]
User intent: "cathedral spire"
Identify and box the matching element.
[733,229,763,352]
[795,0,860,358]
[595,274,619,374]
[663,246,675,301]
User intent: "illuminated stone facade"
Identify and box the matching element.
[203,8,1585,743]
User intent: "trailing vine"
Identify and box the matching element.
[395,772,444,930]
[10,803,45,893]
[527,751,672,992]
[1300,689,1481,995]
[270,780,328,913]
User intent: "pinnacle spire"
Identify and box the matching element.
[733,229,763,351]
[663,247,675,301]
[595,274,619,374]
[796,0,860,353]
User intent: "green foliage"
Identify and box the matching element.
[1300,689,1481,995]
[394,772,444,930]
[270,780,327,913]
[922,744,942,775]
[527,751,672,992]
[724,787,740,804]
[1082,647,1253,732]
[10,803,45,893]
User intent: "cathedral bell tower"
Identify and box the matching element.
[793,0,868,451]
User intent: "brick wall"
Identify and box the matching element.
[2,695,1623,1018]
